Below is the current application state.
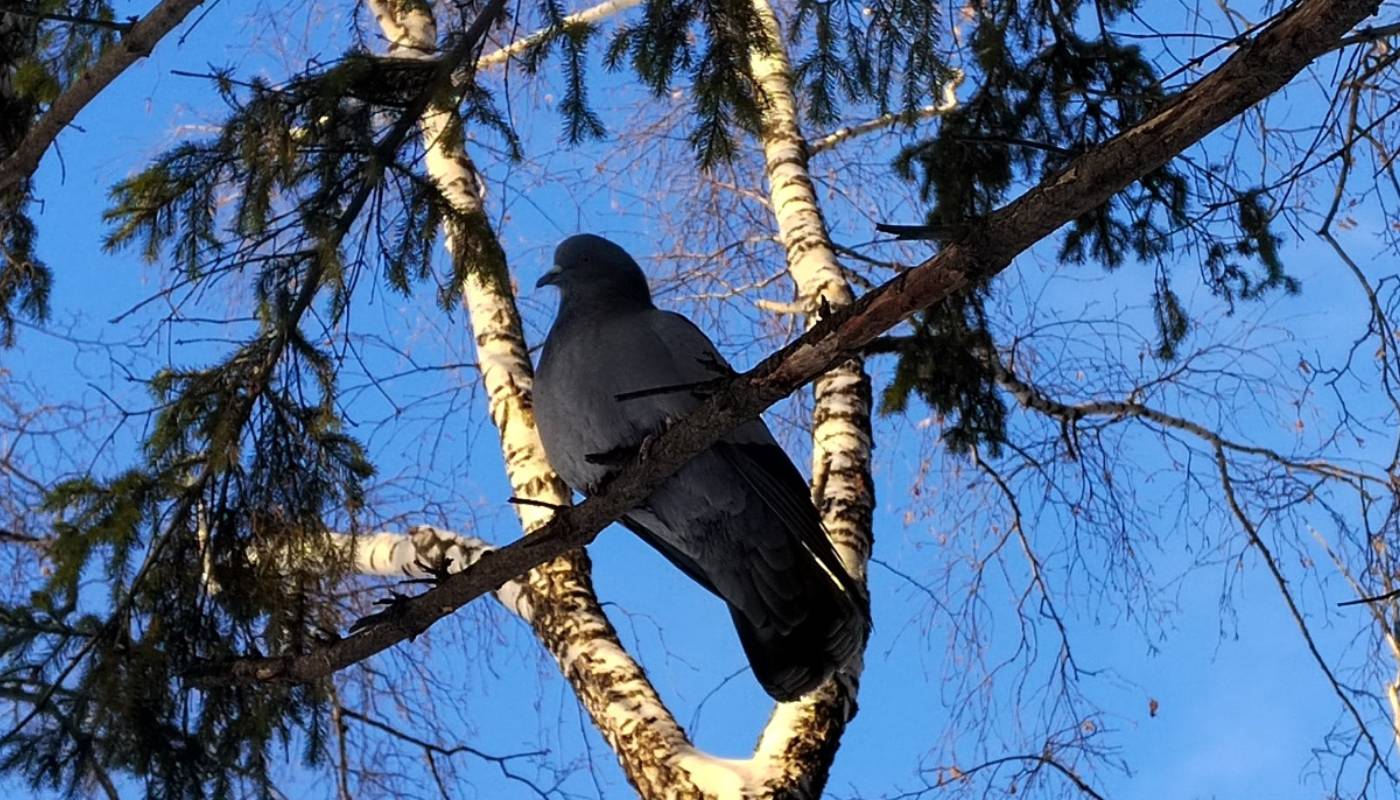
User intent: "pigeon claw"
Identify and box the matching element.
[637,432,661,463]
[349,590,413,635]
[402,555,456,587]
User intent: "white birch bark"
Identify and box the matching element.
[808,71,963,155]
[322,527,532,615]
[349,2,896,794]
[363,2,733,794]
[745,0,877,793]
[474,0,643,69]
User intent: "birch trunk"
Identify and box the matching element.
[358,1,881,794]
[745,0,877,793]
[365,2,716,794]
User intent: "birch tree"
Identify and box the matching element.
[1,0,1399,798]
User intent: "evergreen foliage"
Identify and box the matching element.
[0,7,513,794]
[1,3,122,346]
[881,0,1298,446]
[0,0,1363,796]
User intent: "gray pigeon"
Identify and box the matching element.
[533,233,869,701]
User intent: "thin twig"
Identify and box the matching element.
[1215,444,1394,783]
[182,0,1383,688]
[1339,588,1400,607]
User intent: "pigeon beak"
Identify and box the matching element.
[536,265,563,289]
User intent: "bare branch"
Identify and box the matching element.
[1338,588,1400,607]
[944,751,1108,800]
[809,70,965,155]
[1335,21,1400,49]
[474,0,642,70]
[341,709,554,797]
[975,342,1385,487]
[183,0,1384,688]
[1215,444,1395,783]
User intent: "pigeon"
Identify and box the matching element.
[532,233,869,701]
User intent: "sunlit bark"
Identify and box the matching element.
[743,0,877,792]
[219,0,1386,792]
[365,2,717,794]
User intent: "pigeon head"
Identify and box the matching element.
[536,234,654,310]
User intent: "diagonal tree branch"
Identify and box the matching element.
[364,3,709,795]
[474,0,642,70]
[183,0,1383,690]
[0,0,207,193]
[808,70,964,156]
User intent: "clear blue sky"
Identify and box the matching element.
[3,1,1395,797]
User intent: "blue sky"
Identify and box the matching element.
[3,0,1397,798]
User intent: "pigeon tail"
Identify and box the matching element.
[730,553,869,702]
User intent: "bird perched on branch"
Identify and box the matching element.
[533,234,869,701]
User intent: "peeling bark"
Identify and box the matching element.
[366,2,715,794]
[197,0,1383,793]
[745,0,875,793]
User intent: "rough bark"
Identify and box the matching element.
[194,3,1380,775]
[362,2,714,794]
[744,0,875,794]
[0,0,207,193]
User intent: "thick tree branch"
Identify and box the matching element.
[0,0,206,193]
[184,0,1383,689]
[366,3,705,795]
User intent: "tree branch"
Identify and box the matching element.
[0,0,207,193]
[340,708,553,797]
[474,0,642,70]
[808,70,964,155]
[2,8,135,34]
[183,0,1383,688]
[946,752,1107,800]
[969,341,1386,487]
